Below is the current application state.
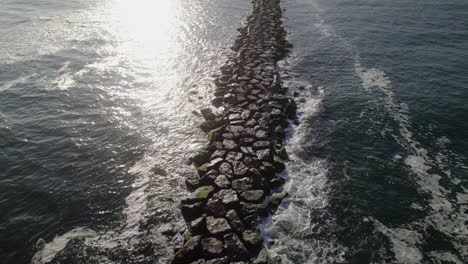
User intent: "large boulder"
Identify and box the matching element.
[201,237,224,258]
[172,235,202,264]
[206,216,232,236]
[223,233,249,261]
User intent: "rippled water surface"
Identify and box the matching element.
[0,0,467,263]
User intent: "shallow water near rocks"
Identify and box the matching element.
[0,0,467,263]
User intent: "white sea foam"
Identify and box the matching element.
[354,54,467,263]
[0,74,32,93]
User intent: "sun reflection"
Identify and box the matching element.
[108,0,180,64]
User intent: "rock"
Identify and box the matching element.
[215,189,239,207]
[225,210,245,233]
[190,260,206,264]
[206,158,225,171]
[207,198,226,217]
[201,108,217,121]
[201,237,224,258]
[269,177,285,189]
[240,190,265,203]
[223,139,238,150]
[232,177,254,192]
[206,216,232,235]
[253,247,268,264]
[243,214,261,230]
[256,149,271,161]
[273,155,285,171]
[185,173,201,190]
[240,202,267,217]
[172,235,202,264]
[193,185,216,201]
[211,150,227,160]
[190,216,206,235]
[224,233,249,261]
[214,175,231,189]
[255,130,269,139]
[192,151,211,166]
[180,202,204,222]
[197,163,209,176]
[218,162,233,176]
[253,141,270,149]
[206,257,228,264]
[233,161,249,178]
[200,170,219,185]
[242,230,263,249]
[268,191,288,213]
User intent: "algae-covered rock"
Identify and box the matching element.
[242,230,263,249]
[180,202,204,222]
[239,190,265,203]
[273,155,285,171]
[185,173,201,190]
[268,191,288,214]
[201,237,224,258]
[197,163,210,176]
[253,247,268,264]
[194,185,216,200]
[172,235,202,264]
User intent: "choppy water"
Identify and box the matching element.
[0,0,467,263]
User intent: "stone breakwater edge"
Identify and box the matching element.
[172,0,296,263]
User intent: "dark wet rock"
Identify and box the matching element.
[201,237,224,258]
[172,235,202,264]
[215,189,239,207]
[239,190,265,203]
[189,259,206,264]
[224,233,249,260]
[192,150,211,166]
[268,191,288,214]
[240,202,267,217]
[253,141,270,150]
[181,202,204,222]
[225,210,245,233]
[253,247,268,264]
[206,216,232,236]
[201,108,217,121]
[232,177,254,192]
[206,257,228,264]
[190,216,206,235]
[243,214,261,230]
[186,173,201,190]
[214,175,231,189]
[207,198,226,217]
[200,170,219,185]
[269,177,285,189]
[272,155,285,171]
[242,230,263,249]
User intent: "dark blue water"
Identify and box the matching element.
[0,0,467,263]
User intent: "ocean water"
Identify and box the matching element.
[0,0,467,264]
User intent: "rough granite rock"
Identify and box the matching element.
[206,216,232,236]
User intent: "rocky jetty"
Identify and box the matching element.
[173,0,294,263]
